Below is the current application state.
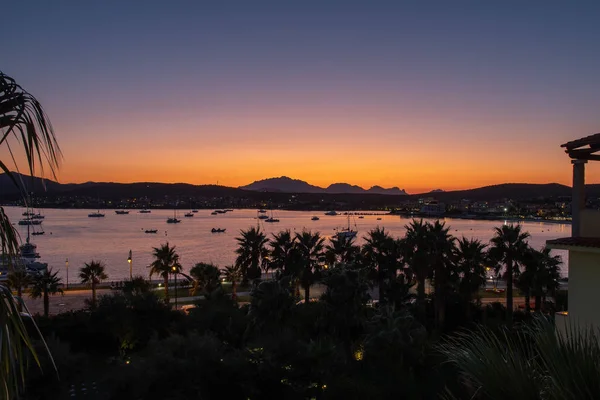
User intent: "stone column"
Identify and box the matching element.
[572,159,587,237]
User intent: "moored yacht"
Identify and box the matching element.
[88,211,105,218]
[139,209,151,213]
[115,210,130,215]
[311,216,320,221]
[324,210,338,216]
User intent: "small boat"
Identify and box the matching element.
[115,210,130,215]
[167,209,181,223]
[225,209,234,212]
[258,209,267,213]
[211,211,218,215]
[184,212,194,217]
[145,229,158,234]
[192,209,199,213]
[22,211,35,217]
[30,213,45,220]
[211,228,226,233]
[311,216,320,221]
[32,231,45,236]
[215,210,226,214]
[377,217,382,221]
[139,209,151,213]
[258,215,269,220]
[88,212,105,218]
[334,214,357,239]
[265,218,280,223]
[358,216,364,219]
[324,211,338,216]
[18,219,43,225]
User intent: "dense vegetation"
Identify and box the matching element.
[16,221,571,400]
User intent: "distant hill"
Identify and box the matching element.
[368,186,408,195]
[3,173,600,209]
[239,176,323,193]
[240,176,408,195]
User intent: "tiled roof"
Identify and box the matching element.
[546,237,600,249]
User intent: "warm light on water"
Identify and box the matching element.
[5,207,570,281]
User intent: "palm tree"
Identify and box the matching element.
[518,247,562,313]
[269,230,297,274]
[401,219,432,319]
[148,242,182,303]
[190,262,221,296]
[223,265,242,301]
[29,268,63,318]
[294,230,325,303]
[1,71,62,397]
[361,227,399,304]
[489,224,530,326]
[454,237,488,321]
[428,220,456,331]
[325,234,360,267]
[235,227,269,282]
[7,270,32,300]
[79,260,108,308]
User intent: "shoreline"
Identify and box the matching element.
[3,205,572,225]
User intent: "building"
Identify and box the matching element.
[546,133,600,335]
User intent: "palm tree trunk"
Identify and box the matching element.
[295,279,300,298]
[164,275,170,303]
[435,265,446,331]
[464,294,472,322]
[304,285,310,304]
[534,295,541,312]
[506,258,513,327]
[524,289,531,313]
[231,280,237,301]
[417,277,426,321]
[16,287,22,312]
[92,282,97,308]
[378,269,385,305]
[43,289,49,318]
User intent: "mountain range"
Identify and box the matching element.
[239,176,408,195]
[1,173,599,205]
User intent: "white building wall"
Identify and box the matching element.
[569,251,600,328]
[580,209,600,237]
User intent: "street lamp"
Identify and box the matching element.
[65,258,69,289]
[127,250,132,280]
[172,266,178,309]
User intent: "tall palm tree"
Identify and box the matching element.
[148,242,182,303]
[489,224,530,326]
[428,220,456,331]
[325,234,360,267]
[29,268,63,318]
[79,260,108,308]
[189,262,221,296]
[518,247,562,313]
[268,230,297,274]
[1,71,62,397]
[361,227,399,304]
[454,237,488,321]
[294,230,325,303]
[235,227,269,282]
[7,270,32,301]
[223,265,242,301]
[401,219,432,319]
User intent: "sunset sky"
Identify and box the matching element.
[3,1,600,193]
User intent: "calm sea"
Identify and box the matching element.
[5,207,570,281]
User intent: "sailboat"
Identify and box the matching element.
[335,214,357,239]
[115,210,130,215]
[167,208,181,223]
[88,195,105,217]
[184,200,194,217]
[265,209,280,223]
